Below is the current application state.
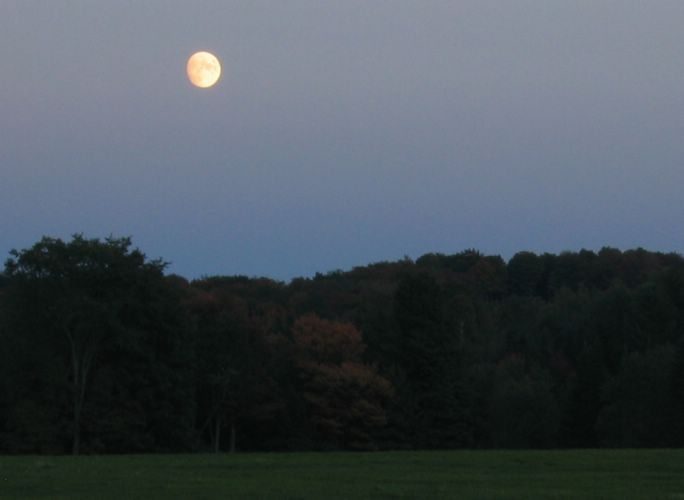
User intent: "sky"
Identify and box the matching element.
[2,1,683,281]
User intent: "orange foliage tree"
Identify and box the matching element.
[292,314,393,449]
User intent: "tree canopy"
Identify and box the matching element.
[1,236,684,453]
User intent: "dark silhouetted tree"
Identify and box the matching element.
[3,235,189,454]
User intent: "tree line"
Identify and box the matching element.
[1,235,683,454]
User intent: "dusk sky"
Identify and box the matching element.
[2,1,683,281]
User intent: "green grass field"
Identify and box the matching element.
[1,449,683,499]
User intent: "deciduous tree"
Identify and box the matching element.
[292,314,392,449]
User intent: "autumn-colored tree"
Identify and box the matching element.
[292,314,365,364]
[292,314,393,449]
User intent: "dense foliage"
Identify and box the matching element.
[1,236,684,453]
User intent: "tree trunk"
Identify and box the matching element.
[68,331,82,455]
[72,401,81,455]
[72,370,88,455]
[213,416,221,453]
[229,422,236,453]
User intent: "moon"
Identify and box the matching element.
[187,51,221,88]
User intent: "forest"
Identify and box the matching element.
[1,235,683,454]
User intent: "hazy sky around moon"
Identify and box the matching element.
[1,1,684,280]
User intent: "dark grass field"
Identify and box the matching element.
[1,449,683,499]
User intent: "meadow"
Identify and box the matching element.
[1,449,683,499]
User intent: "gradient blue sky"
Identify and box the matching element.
[2,1,683,281]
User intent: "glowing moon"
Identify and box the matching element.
[187,51,221,88]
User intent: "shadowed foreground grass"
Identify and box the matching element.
[1,449,683,499]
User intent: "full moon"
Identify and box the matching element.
[187,51,221,88]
